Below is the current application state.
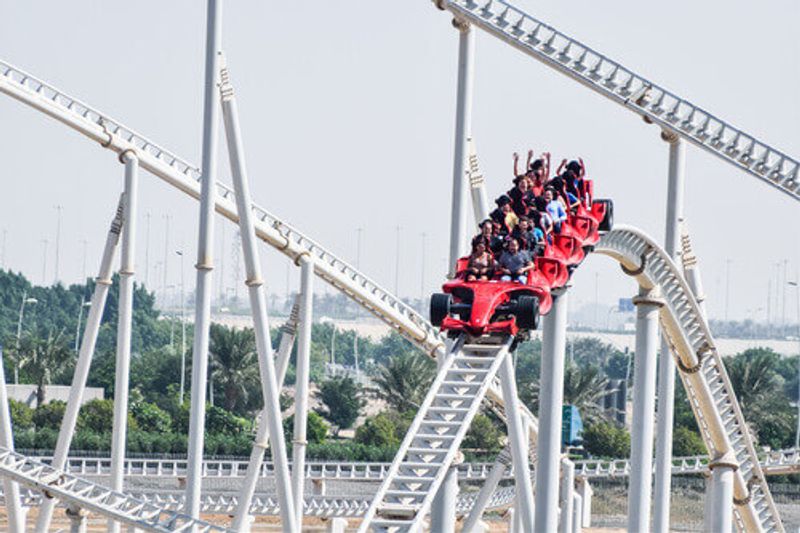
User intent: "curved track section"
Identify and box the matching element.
[596,226,782,533]
[0,58,541,443]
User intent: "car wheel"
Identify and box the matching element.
[430,293,452,327]
[516,295,540,330]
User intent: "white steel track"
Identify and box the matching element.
[436,0,800,202]
[0,57,543,448]
[596,225,783,532]
[0,448,231,532]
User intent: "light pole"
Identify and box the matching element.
[53,205,62,284]
[789,280,799,448]
[74,300,92,352]
[40,239,48,284]
[394,225,401,297]
[15,291,37,384]
[176,250,186,404]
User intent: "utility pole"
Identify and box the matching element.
[420,232,427,306]
[163,214,170,303]
[53,205,62,284]
[394,225,402,297]
[144,212,151,287]
[40,238,49,284]
[218,224,225,307]
[176,250,186,404]
[725,259,732,321]
[1,229,6,269]
[355,227,363,269]
[80,239,88,283]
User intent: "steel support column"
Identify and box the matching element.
[185,0,223,522]
[430,464,458,532]
[628,287,663,532]
[708,458,735,533]
[36,198,124,532]
[499,352,535,532]
[447,18,475,277]
[462,447,511,533]
[653,132,684,533]
[220,57,296,532]
[108,152,139,533]
[559,458,575,533]
[572,493,583,533]
[291,257,314,529]
[0,347,24,533]
[535,289,569,532]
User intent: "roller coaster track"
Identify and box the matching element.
[436,0,800,202]
[0,57,542,444]
[0,38,789,531]
[0,448,231,532]
[596,226,782,533]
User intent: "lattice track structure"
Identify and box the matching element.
[0,448,231,532]
[595,226,783,532]
[0,0,798,527]
[436,0,800,201]
[359,336,513,531]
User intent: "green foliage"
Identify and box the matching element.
[306,440,398,462]
[563,363,609,424]
[373,353,436,413]
[77,399,115,433]
[32,400,66,429]
[8,328,72,406]
[131,402,172,434]
[582,422,630,458]
[8,399,33,430]
[463,413,503,457]
[284,411,329,445]
[672,426,705,456]
[316,376,364,435]
[355,412,401,448]
[209,324,260,414]
[205,405,249,435]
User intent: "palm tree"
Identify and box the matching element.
[11,329,71,407]
[724,349,781,415]
[209,324,260,414]
[563,363,609,424]
[373,352,436,413]
[523,362,609,422]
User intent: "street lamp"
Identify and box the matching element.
[176,250,186,404]
[15,291,38,384]
[74,300,92,352]
[788,280,799,449]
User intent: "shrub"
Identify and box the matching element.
[205,405,248,435]
[355,413,400,448]
[307,441,398,462]
[72,430,110,452]
[13,429,35,449]
[582,422,630,458]
[463,414,503,456]
[33,427,58,450]
[33,401,66,430]
[77,399,115,433]
[284,411,329,446]
[8,399,33,430]
[672,426,705,456]
[132,402,172,434]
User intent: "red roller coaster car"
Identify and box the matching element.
[431,195,612,341]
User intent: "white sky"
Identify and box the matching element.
[0,0,798,323]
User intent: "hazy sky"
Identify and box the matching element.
[1,0,798,324]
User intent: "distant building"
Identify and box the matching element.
[7,385,104,407]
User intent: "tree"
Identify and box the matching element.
[208,324,260,414]
[284,411,329,445]
[672,426,705,456]
[373,353,436,413]
[462,413,503,457]
[131,402,172,434]
[582,421,630,458]
[316,376,364,436]
[725,348,782,414]
[11,328,72,406]
[355,412,399,448]
[563,363,609,424]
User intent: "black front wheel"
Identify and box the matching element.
[515,295,540,331]
[430,293,452,327]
